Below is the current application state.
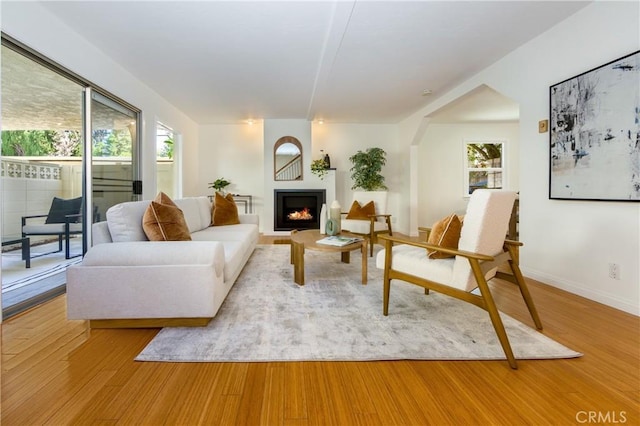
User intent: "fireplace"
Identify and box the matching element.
[274,189,326,231]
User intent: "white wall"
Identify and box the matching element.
[198,122,264,219]
[401,2,640,315]
[1,2,200,198]
[418,123,519,226]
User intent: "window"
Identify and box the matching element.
[464,140,505,196]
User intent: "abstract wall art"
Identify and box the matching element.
[549,50,640,201]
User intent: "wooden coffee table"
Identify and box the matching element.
[290,229,368,286]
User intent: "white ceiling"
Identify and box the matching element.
[35,1,588,125]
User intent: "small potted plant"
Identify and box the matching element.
[310,158,329,180]
[208,177,231,194]
[349,147,387,191]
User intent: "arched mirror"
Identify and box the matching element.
[274,136,303,181]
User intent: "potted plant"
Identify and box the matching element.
[208,177,231,194]
[349,147,387,191]
[310,158,329,180]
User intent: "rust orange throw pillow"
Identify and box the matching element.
[427,213,462,259]
[212,192,240,226]
[142,192,192,241]
[345,200,376,220]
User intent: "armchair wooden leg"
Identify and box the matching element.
[509,259,543,330]
[382,239,392,316]
[369,233,375,257]
[383,277,390,316]
[470,259,518,369]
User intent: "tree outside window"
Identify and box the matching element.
[464,141,505,195]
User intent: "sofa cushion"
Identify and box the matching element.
[197,197,213,227]
[106,200,151,242]
[427,213,462,259]
[143,192,192,241]
[173,197,211,233]
[212,193,240,226]
[345,200,375,220]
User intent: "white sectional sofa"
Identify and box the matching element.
[66,196,259,328]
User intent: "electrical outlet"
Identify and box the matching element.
[608,263,620,280]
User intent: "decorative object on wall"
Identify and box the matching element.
[208,177,231,194]
[274,137,303,181]
[549,50,640,201]
[349,147,388,191]
[538,120,548,133]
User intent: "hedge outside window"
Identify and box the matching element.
[464,141,505,196]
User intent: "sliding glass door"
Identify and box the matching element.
[89,91,140,231]
[1,43,85,317]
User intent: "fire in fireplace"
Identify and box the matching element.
[274,189,326,231]
[288,207,313,221]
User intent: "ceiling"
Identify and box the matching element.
[12,1,589,125]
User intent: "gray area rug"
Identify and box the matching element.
[136,244,581,362]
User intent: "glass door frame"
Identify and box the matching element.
[84,88,141,250]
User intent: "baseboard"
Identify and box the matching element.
[89,317,213,328]
[521,266,639,316]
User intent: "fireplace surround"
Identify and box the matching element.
[274,189,326,231]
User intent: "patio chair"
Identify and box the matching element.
[21,196,83,260]
[376,189,542,369]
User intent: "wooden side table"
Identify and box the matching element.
[290,229,367,286]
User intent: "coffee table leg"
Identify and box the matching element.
[361,240,367,285]
[341,251,350,263]
[293,241,305,286]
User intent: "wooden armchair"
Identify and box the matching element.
[376,190,542,369]
[341,191,392,257]
[22,196,83,260]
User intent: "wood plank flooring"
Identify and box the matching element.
[2,236,639,425]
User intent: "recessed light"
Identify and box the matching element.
[318,119,324,125]
[247,119,254,125]
[422,89,433,96]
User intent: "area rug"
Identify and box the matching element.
[136,245,581,362]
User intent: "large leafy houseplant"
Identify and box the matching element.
[349,147,387,191]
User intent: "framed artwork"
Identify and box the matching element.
[549,50,640,201]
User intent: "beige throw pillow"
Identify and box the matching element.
[345,200,376,220]
[142,192,192,241]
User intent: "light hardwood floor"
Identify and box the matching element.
[2,236,639,425]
